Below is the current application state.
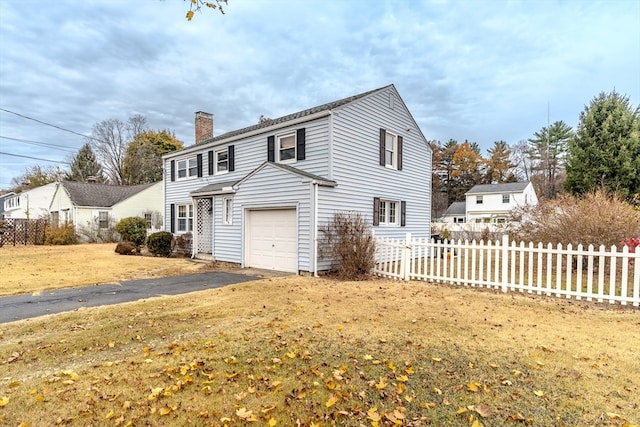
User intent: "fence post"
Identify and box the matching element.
[501,234,509,292]
[402,232,411,281]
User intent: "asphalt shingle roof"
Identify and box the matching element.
[465,182,530,195]
[444,201,466,216]
[194,84,394,147]
[62,181,156,207]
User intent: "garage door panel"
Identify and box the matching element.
[247,209,297,272]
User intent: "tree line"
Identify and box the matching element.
[431,89,639,217]
[9,114,183,190]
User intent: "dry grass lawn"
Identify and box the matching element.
[0,244,639,426]
[0,244,213,296]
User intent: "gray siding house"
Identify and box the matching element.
[163,84,432,274]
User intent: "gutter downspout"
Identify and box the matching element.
[328,111,334,181]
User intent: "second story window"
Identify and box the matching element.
[476,195,483,204]
[177,157,198,179]
[278,133,296,162]
[216,148,229,174]
[502,194,510,203]
[379,128,403,170]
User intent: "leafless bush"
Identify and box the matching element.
[506,190,640,247]
[319,212,376,279]
[76,216,118,243]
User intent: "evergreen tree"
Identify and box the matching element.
[528,120,573,199]
[67,143,104,182]
[484,140,515,184]
[565,91,640,201]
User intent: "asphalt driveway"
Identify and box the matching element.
[0,271,263,323]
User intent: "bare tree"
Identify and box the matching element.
[88,115,148,185]
[510,139,535,182]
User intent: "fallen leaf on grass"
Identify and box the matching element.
[475,404,491,418]
[0,396,8,407]
[534,390,545,397]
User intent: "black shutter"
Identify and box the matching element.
[397,135,403,170]
[170,160,175,181]
[197,154,203,177]
[208,151,214,175]
[267,136,275,162]
[296,128,306,160]
[379,128,386,166]
[373,197,380,226]
[170,204,175,233]
[228,145,235,171]
[400,201,406,227]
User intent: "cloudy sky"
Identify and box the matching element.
[1,0,638,189]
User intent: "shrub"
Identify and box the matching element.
[115,217,147,250]
[115,241,137,255]
[45,224,77,245]
[147,231,173,257]
[319,212,376,279]
[507,190,640,248]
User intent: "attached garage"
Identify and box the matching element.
[245,208,298,273]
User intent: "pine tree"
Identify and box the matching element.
[565,91,640,201]
[67,144,104,182]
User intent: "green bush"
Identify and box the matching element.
[115,217,147,250]
[45,224,77,245]
[146,231,173,257]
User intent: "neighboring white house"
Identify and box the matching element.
[2,183,57,219]
[49,181,164,237]
[439,182,538,224]
[163,84,433,274]
[0,192,16,219]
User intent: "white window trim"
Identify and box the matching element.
[177,157,198,180]
[215,148,229,175]
[223,197,233,225]
[277,132,296,164]
[98,211,109,229]
[177,204,194,232]
[476,195,483,204]
[384,131,398,170]
[378,199,399,226]
[502,194,510,204]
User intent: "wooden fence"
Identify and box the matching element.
[0,218,48,246]
[373,233,640,307]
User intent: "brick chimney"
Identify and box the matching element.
[195,111,213,144]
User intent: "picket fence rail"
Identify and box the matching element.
[373,233,640,307]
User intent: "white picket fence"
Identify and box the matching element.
[373,233,640,307]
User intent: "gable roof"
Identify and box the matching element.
[466,182,530,195]
[236,161,337,188]
[61,181,157,207]
[443,201,466,216]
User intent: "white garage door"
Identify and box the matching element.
[246,209,298,273]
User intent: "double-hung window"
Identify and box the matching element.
[379,200,398,225]
[216,148,229,174]
[177,204,193,232]
[177,158,198,179]
[278,133,296,162]
[502,194,510,203]
[476,195,483,204]
[98,211,109,229]
[384,132,397,169]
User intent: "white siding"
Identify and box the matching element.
[113,182,163,221]
[323,88,431,239]
[4,183,57,219]
[227,165,312,272]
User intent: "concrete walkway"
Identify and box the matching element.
[0,270,272,323]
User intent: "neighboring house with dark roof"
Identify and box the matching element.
[440,182,537,224]
[163,84,432,274]
[440,201,467,223]
[49,181,163,238]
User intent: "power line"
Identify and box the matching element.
[0,151,68,164]
[0,135,77,153]
[0,107,101,142]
